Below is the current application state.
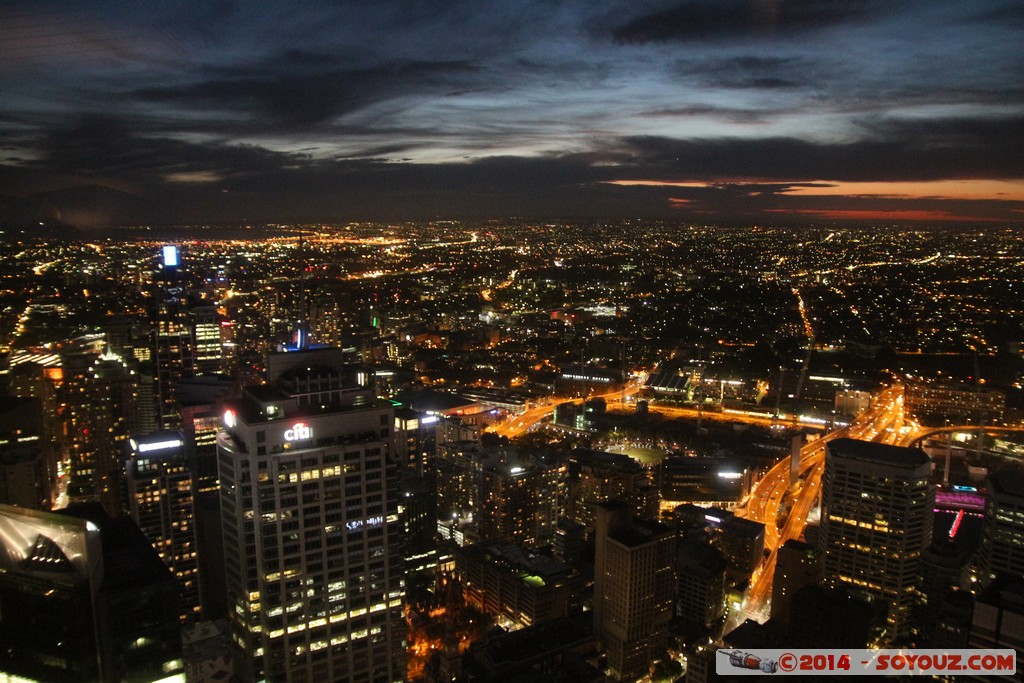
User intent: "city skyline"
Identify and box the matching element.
[2,0,1023,229]
[2,228,1024,680]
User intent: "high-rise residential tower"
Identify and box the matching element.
[218,346,405,682]
[818,438,933,643]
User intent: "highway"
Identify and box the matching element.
[489,375,648,439]
[899,423,1024,448]
[737,384,906,622]
[490,375,838,439]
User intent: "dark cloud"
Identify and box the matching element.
[676,55,807,90]
[6,106,1021,229]
[613,0,883,44]
[134,59,479,129]
[1,1,1021,226]
[617,114,1024,182]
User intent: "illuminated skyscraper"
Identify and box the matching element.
[978,471,1024,584]
[59,343,137,515]
[818,438,933,643]
[153,295,194,430]
[218,347,404,682]
[152,246,195,430]
[127,431,200,621]
[192,305,226,374]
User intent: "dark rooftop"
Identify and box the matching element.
[988,470,1024,499]
[59,504,174,590]
[610,517,673,547]
[827,438,930,469]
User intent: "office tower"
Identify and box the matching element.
[968,575,1024,682]
[978,470,1024,584]
[553,517,586,565]
[178,375,237,619]
[179,374,238,495]
[770,539,822,628]
[675,538,727,636]
[153,293,195,430]
[6,361,64,497]
[152,246,195,430]
[399,472,438,578]
[127,431,201,621]
[393,406,438,477]
[928,589,973,650]
[917,541,971,640]
[454,540,582,629]
[434,440,481,523]
[192,305,226,374]
[681,646,717,683]
[0,504,183,682]
[818,438,933,643]
[218,347,405,682]
[594,501,676,681]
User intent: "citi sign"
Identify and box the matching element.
[284,422,312,442]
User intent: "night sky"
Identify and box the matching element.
[2,0,1023,229]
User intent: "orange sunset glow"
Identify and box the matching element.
[607,178,1024,202]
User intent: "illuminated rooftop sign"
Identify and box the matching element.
[284,422,312,442]
[162,245,179,268]
[130,438,184,453]
[223,409,237,429]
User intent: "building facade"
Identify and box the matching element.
[594,501,676,681]
[218,347,405,682]
[127,430,201,620]
[0,504,183,683]
[818,438,933,643]
[978,471,1024,584]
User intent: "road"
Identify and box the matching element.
[490,375,839,439]
[737,384,906,622]
[490,378,911,628]
[489,375,648,439]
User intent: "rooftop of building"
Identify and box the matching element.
[465,616,595,676]
[568,447,642,471]
[827,437,930,469]
[988,469,1024,499]
[610,516,673,547]
[458,540,574,585]
[231,377,387,425]
[979,574,1024,611]
[677,538,728,575]
[779,539,820,562]
[723,619,782,649]
[722,515,765,536]
[392,388,479,414]
[59,504,175,590]
[792,584,882,619]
